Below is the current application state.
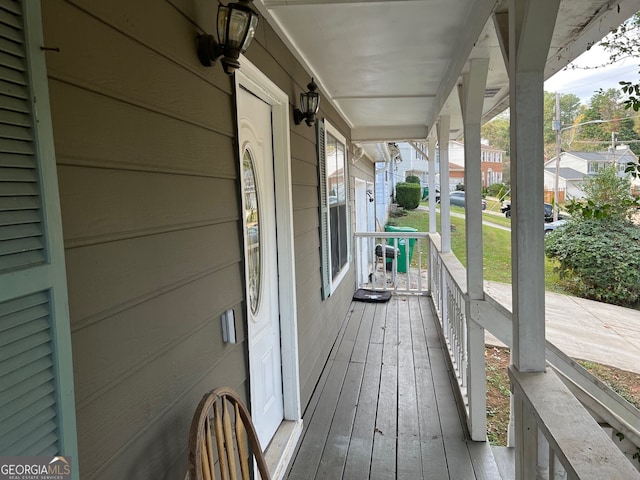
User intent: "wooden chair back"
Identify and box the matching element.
[188,387,271,480]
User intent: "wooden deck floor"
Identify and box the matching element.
[284,295,502,480]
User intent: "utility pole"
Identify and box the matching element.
[553,93,561,222]
[611,130,617,167]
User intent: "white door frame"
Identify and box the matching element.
[235,61,301,425]
[354,178,371,285]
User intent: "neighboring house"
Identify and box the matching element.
[544,146,640,200]
[375,161,391,228]
[448,140,505,188]
[448,157,466,188]
[388,140,504,203]
[397,142,432,182]
[480,142,506,187]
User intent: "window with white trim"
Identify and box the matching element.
[317,119,350,298]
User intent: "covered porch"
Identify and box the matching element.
[285,294,506,479]
[284,232,640,479]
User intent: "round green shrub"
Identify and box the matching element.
[545,218,640,307]
[405,174,421,184]
[395,182,421,210]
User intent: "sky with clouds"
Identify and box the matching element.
[544,45,640,104]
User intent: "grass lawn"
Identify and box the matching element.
[486,346,640,446]
[390,207,565,291]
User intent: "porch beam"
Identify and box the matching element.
[508,0,560,373]
[459,58,489,442]
[437,116,451,253]
[424,0,497,130]
[352,125,429,143]
[493,11,509,71]
[265,0,420,6]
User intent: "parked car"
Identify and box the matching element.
[500,200,567,222]
[449,191,487,210]
[544,219,567,235]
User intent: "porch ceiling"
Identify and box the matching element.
[256,0,640,161]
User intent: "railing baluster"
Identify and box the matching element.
[538,429,550,480]
[421,233,640,479]
[353,231,430,294]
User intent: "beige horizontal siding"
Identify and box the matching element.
[57,166,239,244]
[65,223,241,323]
[44,1,234,134]
[43,0,357,478]
[50,80,237,178]
[71,264,245,405]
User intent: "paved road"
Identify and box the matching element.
[485,281,640,375]
[415,205,510,231]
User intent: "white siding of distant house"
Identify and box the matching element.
[375,163,389,228]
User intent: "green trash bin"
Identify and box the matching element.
[384,225,418,273]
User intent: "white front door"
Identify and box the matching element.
[238,86,284,448]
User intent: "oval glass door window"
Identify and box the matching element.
[243,149,261,314]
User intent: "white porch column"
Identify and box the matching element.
[459,58,489,441]
[507,1,560,478]
[437,116,451,253]
[459,59,489,300]
[428,133,437,233]
[508,0,559,373]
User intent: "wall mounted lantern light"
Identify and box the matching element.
[293,78,320,126]
[197,0,259,75]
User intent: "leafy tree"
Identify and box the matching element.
[543,91,582,146]
[617,117,640,154]
[548,167,640,306]
[597,11,640,111]
[566,166,638,220]
[586,88,621,121]
[571,13,640,167]
[481,115,510,156]
[567,90,640,153]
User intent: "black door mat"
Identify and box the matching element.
[353,288,392,303]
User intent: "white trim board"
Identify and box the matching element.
[235,59,302,474]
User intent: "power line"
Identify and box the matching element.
[571,139,640,144]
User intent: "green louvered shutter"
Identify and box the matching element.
[316,118,331,299]
[0,0,78,475]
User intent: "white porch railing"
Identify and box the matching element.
[423,232,640,479]
[474,294,640,476]
[354,231,640,478]
[354,231,430,295]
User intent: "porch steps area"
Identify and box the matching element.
[284,295,506,479]
[491,446,515,480]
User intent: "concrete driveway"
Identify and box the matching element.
[415,204,640,373]
[485,281,640,375]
